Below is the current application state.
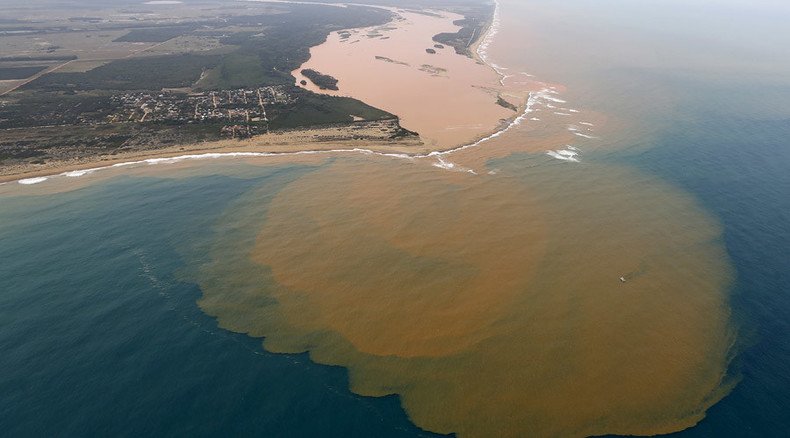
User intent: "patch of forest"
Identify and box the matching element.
[300,69,339,90]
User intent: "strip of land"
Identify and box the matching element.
[0,119,426,183]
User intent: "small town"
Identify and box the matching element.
[108,85,294,129]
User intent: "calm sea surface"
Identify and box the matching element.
[2,0,789,436]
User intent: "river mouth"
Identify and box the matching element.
[293,8,528,150]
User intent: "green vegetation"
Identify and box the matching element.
[496,96,518,111]
[0,55,76,62]
[270,91,394,130]
[113,26,197,43]
[0,93,114,129]
[0,65,47,80]
[300,69,339,90]
[29,54,221,91]
[0,122,225,166]
[196,53,283,90]
[433,2,493,57]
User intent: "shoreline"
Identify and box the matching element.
[469,1,500,68]
[1,0,534,186]
[0,141,421,185]
[0,87,541,185]
[0,121,428,184]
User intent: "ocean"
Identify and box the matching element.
[2,0,790,436]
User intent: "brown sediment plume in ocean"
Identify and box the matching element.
[179,2,738,436]
[195,155,736,437]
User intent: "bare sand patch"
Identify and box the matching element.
[0,79,24,95]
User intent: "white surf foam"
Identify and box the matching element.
[61,168,103,177]
[543,96,567,104]
[573,132,597,139]
[422,88,551,160]
[18,177,48,185]
[475,0,508,85]
[546,147,580,162]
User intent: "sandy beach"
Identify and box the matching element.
[0,121,425,184]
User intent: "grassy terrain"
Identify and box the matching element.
[196,52,285,90]
[0,92,114,129]
[113,26,198,43]
[0,55,76,62]
[0,66,47,80]
[29,54,221,91]
[0,122,225,165]
[270,92,394,130]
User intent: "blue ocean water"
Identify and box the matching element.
[1,92,789,438]
[0,169,441,437]
[3,104,788,436]
[502,0,790,432]
[621,89,790,437]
